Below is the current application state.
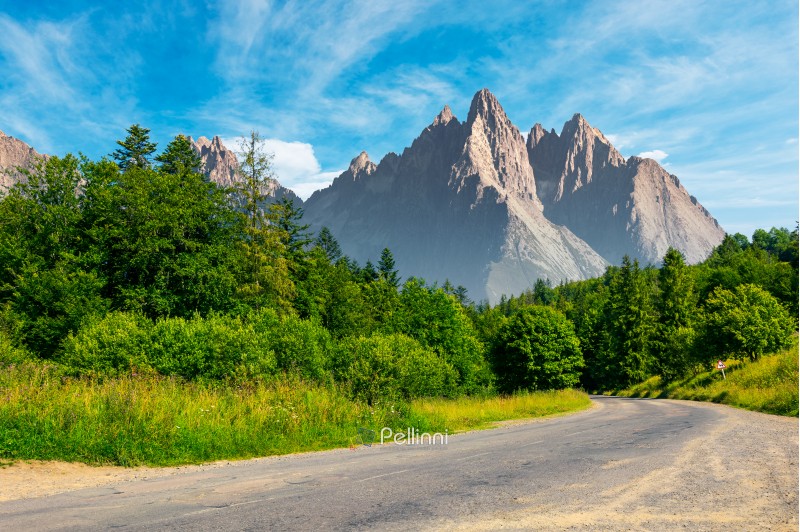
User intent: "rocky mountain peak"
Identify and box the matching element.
[0,131,46,192]
[457,89,539,206]
[189,135,298,203]
[528,123,548,148]
[433,105,456,127]
[466,88,507,126]
[528,113,723,265]
[348,151,375,176]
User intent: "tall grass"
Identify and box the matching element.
[408,389,591,433]
[0,363,404,466]
[614,342,799,416]
[0,361,590,466]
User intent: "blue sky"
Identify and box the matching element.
[0,0,796,236]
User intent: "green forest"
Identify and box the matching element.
[0,125,798,466]
[0,126,796,464]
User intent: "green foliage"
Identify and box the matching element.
[112,124,157,171]
[10,265,108,356]
[232,131,295,312]
[81,155,243,319]
[378,247,399,287]
[315,227,342,263]
[236,130,275,221]
[390,278,492,393]
[155,134,202,175]
[59,312,153,377]
[147,314,276,382]
[491,306,583,392]
[271,197,312,261]
[599,257,656,388]
[652,248,699,381]
[698,231,798,314]
[614,341,798,417]
[252,310,332,380]
[551,277,608,390]
[700,284,795,362]
[334,334,458,403]
[0,329,29,366]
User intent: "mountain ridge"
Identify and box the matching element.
[302,88,724,301]
[0,90,726,302]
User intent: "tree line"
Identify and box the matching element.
[0,124,796,399]
[482,230,797,391]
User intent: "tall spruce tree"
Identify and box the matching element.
[653,248,697,380]
[156,134,202,176]
[112,124,157,171]
[602,256,656,387]
[315,227,342,263]
[378,247,399,288]
[234,130,293,311]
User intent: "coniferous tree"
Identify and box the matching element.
[237,130,274,226]
[234,130,293,311]
[361,260,379,283]
[378,247,399,288]
[653,248,697,380]
[453,285,471,307]
[531,278,555,306]
[112,124,157,171]
[156,134,202,176]
[601,256,656,387]
[315,227,342,263]
[271,197,311,258]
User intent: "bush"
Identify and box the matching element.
[390,279,492,393]
[249,309,333,380]
[59,312,152,377]
[148,314,276,381]
[335,334,458,403]
[10,265,109,357]
[491,307,584,392]
[701,283,796,362]
[0,329,29,366]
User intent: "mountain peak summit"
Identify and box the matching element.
[348,151,374,175]
[467,88,505,125]
[433,105,456,126]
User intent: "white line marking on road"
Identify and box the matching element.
[357,469,410,483]
[519,440,544,448]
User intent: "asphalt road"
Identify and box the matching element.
[1,396,797,531]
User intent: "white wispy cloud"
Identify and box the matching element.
[219,134,341,199]
[0,11,140,154]
[637,149,668,162]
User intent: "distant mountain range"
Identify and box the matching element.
[0,90,725,302]
[300,89,724,302]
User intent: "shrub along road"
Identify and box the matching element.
[1,396,796,530]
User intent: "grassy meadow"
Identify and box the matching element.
[612,341,799,416]
[0,360,590,467]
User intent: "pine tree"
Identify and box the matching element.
[112,124,157,171]
[156,134,202,176]
[234,130,293,310]
[315,227,342,263]
[361,260,379,283]
[602,256,656,387]
[271,197,311,258]
[237,130,274,228]
[653,248,697,380]
[378,247,399,288]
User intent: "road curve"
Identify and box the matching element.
[1,396,797,531]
